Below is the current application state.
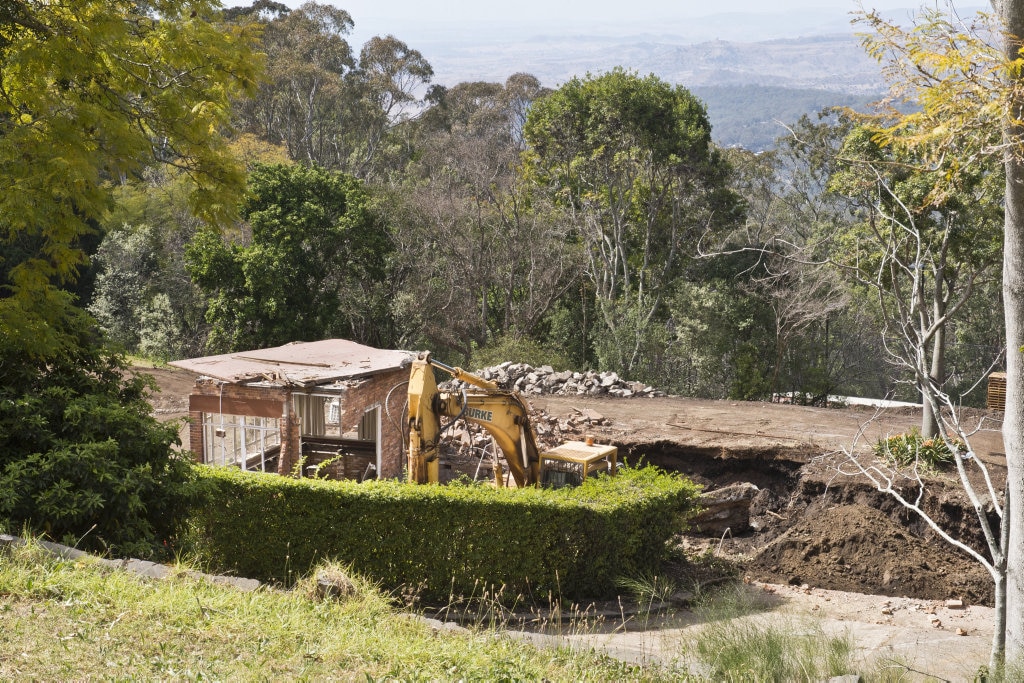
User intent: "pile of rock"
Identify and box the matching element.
[449,362,664,398]
[439,406,613,482]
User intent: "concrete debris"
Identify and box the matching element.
[469,363,664,398]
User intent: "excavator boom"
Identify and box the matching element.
[406,352,614,487]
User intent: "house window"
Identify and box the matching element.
[201,413,281,472]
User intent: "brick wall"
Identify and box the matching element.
[184,368,409,480]
[335,366,408,479]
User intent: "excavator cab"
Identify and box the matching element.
[538,441,618,488]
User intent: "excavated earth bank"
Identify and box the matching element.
[529,395,1006,608]
[622,441,997,605]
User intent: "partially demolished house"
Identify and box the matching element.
[170,340,413,480]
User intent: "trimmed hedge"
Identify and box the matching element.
[185,465,698,602]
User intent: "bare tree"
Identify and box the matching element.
[828,158,1008,671]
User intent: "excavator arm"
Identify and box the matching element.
[407,353,541,486]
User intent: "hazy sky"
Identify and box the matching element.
[250,1,924,22]
[225,0,982,82]
[235,2,973,41]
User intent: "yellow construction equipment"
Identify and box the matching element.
[406,352,617,487]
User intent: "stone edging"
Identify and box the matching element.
[0,533,260,591]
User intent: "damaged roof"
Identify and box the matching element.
[169,339,413,386]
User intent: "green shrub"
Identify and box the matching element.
[874,428,963,470]
[184,465,698,603]
[0,321,195,559]
[469,332,573,372]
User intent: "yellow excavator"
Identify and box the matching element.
[406,352,617,487]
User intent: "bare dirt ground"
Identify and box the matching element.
[142,365,1004,679]
[529,394,1005,606]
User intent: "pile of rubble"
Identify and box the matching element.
[439,405,613,482]
[448,362,664,398]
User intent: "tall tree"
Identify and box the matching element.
[848,6,1023,668]
[991,0,1024,667]
[523,69,740,380]
[0,0,258,555]
[388,75,575,360]
[232,2,433,179]
[236,2,356,168]
[830,126,1003,436]
[186,163,390,352]
[346,34,433,180]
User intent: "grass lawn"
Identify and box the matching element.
[0,541,659,681]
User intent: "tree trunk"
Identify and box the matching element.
[1004,155,1024,667]
[993,490,1010,672]
[995,0,1024,665]
[921,322,944,438]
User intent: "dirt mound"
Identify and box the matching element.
[745,503,993,605]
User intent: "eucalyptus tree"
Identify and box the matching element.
[386,75,576,361]
[234,2,356,168]
[523,69,740,381]
[346,34,433,180]
[231,2,433,179]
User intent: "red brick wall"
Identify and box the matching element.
[335,366,409,479]
[277,398,300,475]
[184,367,409,479]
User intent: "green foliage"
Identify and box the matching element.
[657,275,773,399]
[0,2,254,557]
[0,315,196,558]
[874,429,963,470]
[0,0,258,358]
[186,163,392,352]
[88,169,218,361]
[87,226,154,350]
[523,68,741,379]
[469,331,573,371]
[541,290,598,370]
[88,222,204,362]
[185,465,699,602]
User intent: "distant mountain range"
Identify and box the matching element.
[691,85,878,151]
[423,33,888,94]
[420,32,886,151]
[373,5,987,151]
